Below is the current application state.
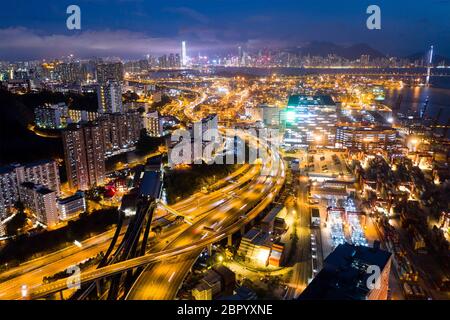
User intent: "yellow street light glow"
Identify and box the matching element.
[255,247,270,266]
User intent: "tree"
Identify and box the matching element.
[123,91,139,103]
[6,203,27,236]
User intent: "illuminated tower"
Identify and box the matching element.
[181,41,188,67]
[238,46,243,66]
[426,45,433,86]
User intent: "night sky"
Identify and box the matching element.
[0,0,449,60]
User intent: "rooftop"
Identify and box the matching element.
[20,182,55,195]
[299,242,391,300]
[287,95,335,107]
[0,164,17,175]
[58,192,84,204]
[24,159,55,169]
[242,227,270,246]
[261,204,284,224]
[0,159,55,175]
[138,171,162,198]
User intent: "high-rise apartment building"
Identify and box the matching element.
[68,109,99,123]
[56,62,81,84]
[96,62,124,83]
[97,81,123,114]
[34,103,69,129]
[21,159,61,197]
[35,104,101,129]
[19,182,59,227]
[83,123,106,188]
[143,111,163,137]
[62,126,89,191]
[100,112,143,157]
[62,123,105,191]
[0,160,61,218]
[0,165,22,219]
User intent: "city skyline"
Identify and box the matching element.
[0,1,450,60]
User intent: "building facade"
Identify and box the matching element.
[96,62,123,84]
[335,126,397,151]
[100,111,143,157]
[62,123,105,191]
[56,62,81,84]
[19,182,59,227]
[257,104,282,127]
[21,159,61,196]
[68,109,99,123]
[282,95,337,147]
[0,165,22,219]
[0,160,61,218]
[57,191,86,220]
[192,266,235,300]
[143,110,163,137]
[34,103,69,129]
[97,81,123,114]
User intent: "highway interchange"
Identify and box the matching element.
[0,81,287,299]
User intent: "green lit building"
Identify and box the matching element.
[281,95,337,147]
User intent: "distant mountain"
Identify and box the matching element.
[286,41,386,60]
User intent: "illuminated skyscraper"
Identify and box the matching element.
[97,81,123,114]
[181,41,188,67]
[62,123,105,191]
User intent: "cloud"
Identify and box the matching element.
[0,27,176,59]
[0,27,245,60]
